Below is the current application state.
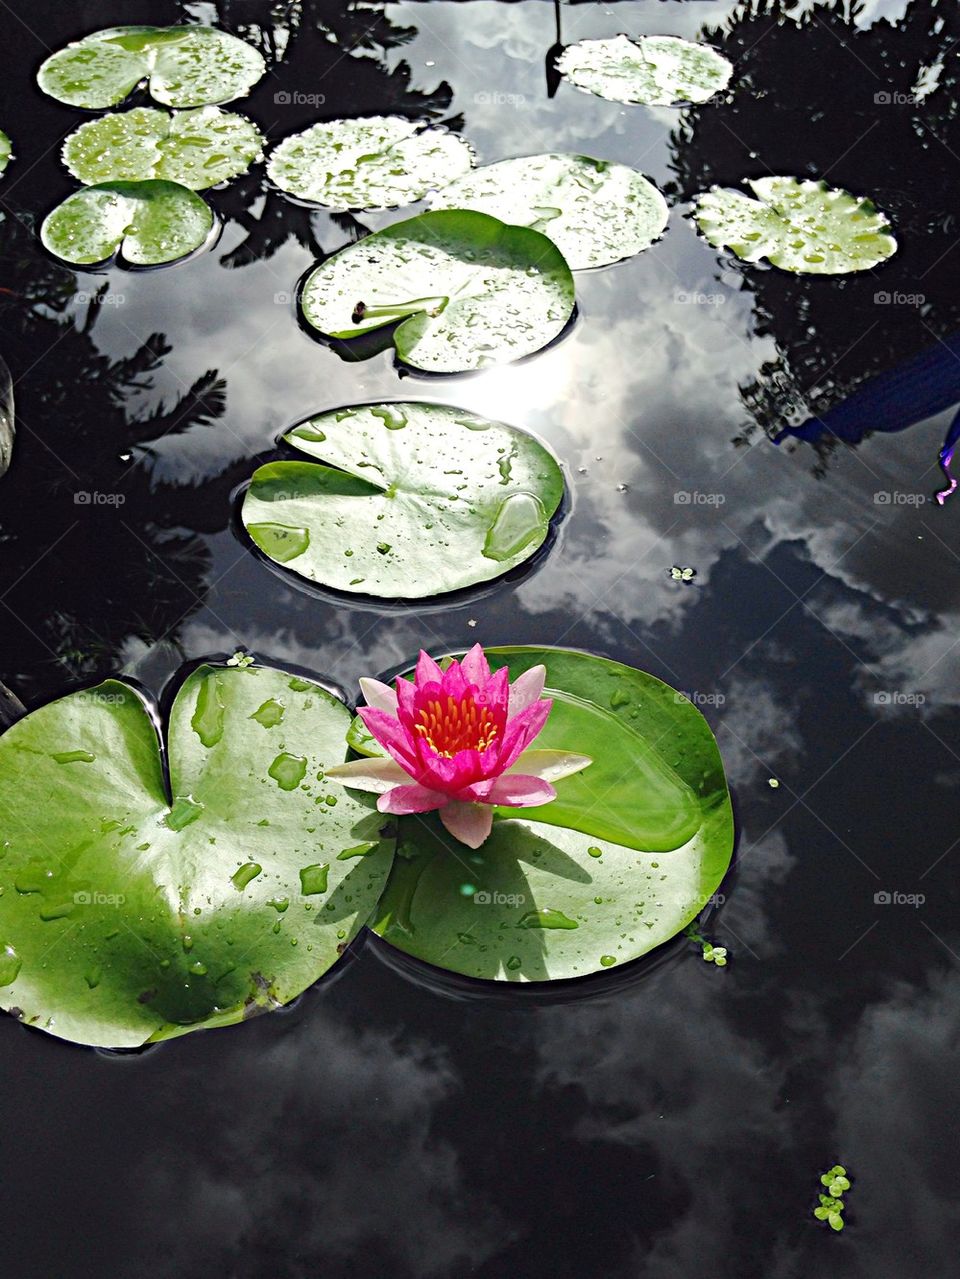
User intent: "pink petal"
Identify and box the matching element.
[484,774,556,807]
[439,801,494,848]
[377,782,449,815]
[508,665,546,716]
[415,650,444,687]
[359,677,397,714]
[357,705,418,769]
[476,665,509,717]
[325,757,409,793]
[508,749,593,783]
[498,697,552,770]
[460,643,491,686]
[440,657,469,700]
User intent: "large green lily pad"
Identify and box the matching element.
[268,115,473,211]
[0,661,395,1047]
[369,647,734,981]
[557,34,733,106]
[432,152,668,270]
[41,180,214,267]
[62,106,263,190]
[693,176,897,274]
[241,402,564,598]
[37,25,266,109]
[299,209,576,373]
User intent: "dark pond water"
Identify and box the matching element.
[2,0,960,1274]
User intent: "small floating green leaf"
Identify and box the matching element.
[268,115,473,211]
[558,34,733,106]
[299,209,575,373]
[41,179,214,268]
[62,106,263,190]
[432,153,668,269]
[37,25,267,110]
[241,402,564,598]
[693,176,897,274]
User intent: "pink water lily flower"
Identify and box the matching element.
[326,645,592,848]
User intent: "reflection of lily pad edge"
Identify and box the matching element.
[62,106,264,190]
[0,130,12,177]
[241,402,565,599]
[268,115,474,211]
[431,152,669,270]
[37,25,267,110]
[0,658,396,1048]
[359,646,735,982]
[299,209,576,373]
[558,34,734,107]
[41,180,216,268]
[694,176,898,274]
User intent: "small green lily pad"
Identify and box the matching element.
[370,647,734,981]
[0,131,12,178]
[37,25,266,109]
[268,115,473,211]
[694,176,897,274]
[241,402,564,598]
[558,34,732,106]
[41,180,214,267]
[62,106,263,190]
[432,152,668,270]
[299,209,575,373]
[0,662,395,1047]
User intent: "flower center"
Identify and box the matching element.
[414,694,499,758]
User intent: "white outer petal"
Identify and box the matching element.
[440,801,494,848]
[324,757,409,793]
[359,676,398,713]
[508,664,546,716]
[508,748,593,782]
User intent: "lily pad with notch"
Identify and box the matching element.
[0,660,395,1047]
[431,152,668,270]
[240,402,565,598]
[557,34,733,107]
[693,176,897,274]
[367,647,734,981]
[62,106,264,190]
[37,25,266,110]
[41,180,215,267]
[268,115,473,211]
[298,209,576,373]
